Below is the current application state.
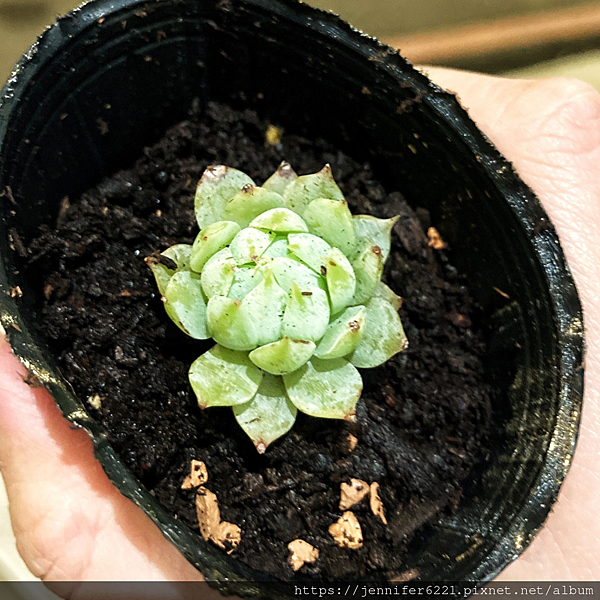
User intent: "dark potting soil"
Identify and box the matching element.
[26,101,493,581]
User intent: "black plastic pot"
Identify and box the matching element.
[0,0,584,595]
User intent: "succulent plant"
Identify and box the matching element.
[147,162,408,452]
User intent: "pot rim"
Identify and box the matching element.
[0,0,585,589]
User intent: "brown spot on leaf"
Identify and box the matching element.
[339,478,369,510]
[301,291,313,296]
[348,320,360,333]
[181,459,209,489]
[288,539,319,571]
[372,245,382,256]
[320,266,327,276]
[242,184,255,194]
[329,511,363,549]
[370,482,387,524]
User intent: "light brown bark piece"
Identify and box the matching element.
[288,539,319,571]
[181,459,209,489]
[347,434,358,452]
[427,226,446,250]
[328,511,363,549]
[213,521,242,555]
[195,487,221,541]
[339,478,369,510]
[370,482,387,524]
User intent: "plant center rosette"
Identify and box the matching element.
[147,162,408,453]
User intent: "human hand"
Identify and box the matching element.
[0,68,599,591]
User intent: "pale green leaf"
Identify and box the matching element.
[349,297,408,368]
[233,374,297,452]
[201,250,236,299]
[230,227,275,266]
[282,282,330,342]
[206,296,258,350]
[287,233,332,273]
[190,221,241,272]
[283,357,362,420]
[351,242,384,305]
[270,257,325,294]
[352,215,398,262]
[189,345,263,408]
[163,271,209,339]
[283,164,344,215]
[249,337,316,375]
[228,266,264,300]
[249,208,309,234]
[195,166,255,230]
[262,237,289,259]
[262,161,298,196]
[314,306,366,360]
[373,281,403,310]
[325,247,356,314]
[222,185,285,228]
[146,244,192,296]
[241,270,288,345]
[303,198,356,256]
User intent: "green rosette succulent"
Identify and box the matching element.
[147,162,408,453]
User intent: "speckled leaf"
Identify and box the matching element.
[233,374,297,453]
[146,244,192,296]
[349,297,408,368]
[195,166,255,229]
[324,247,356,315]
[190,221,241,272]
[373,281,403,310]
[230,227,275,266]
[314,306,366,360]
[303,198,356,256]
[283,357,362,420]
[262,161,298,196]
[270,257,325,294]
[283,164,344,215]
[201,249,236,299]
[287,233,332,273]
[189,345,263,408]
[249,208,309,234]
[163,270,209,339]
[249,337,316,375]
[241,270,287,345]
[206,296,258,350]
[351,243,384,305]
[352,215,398,262]
[282,282,330,342]
[262,237,289,259]
[222,185,285,228]
[228,266,264,300]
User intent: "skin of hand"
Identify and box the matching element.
[0,68,599,593]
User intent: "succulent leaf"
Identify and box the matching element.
[163,270,209,339]
[146,243,192,296]
[222,185,285,228]
[351,242,384,305]
[230,227,275,266]
[349,297,408,368]
[241,270,288,345]
[283,164,344,215]
[262,237,289,259]
[262,161,298,196]
[190,221,241,272]
[228,266,264,300]
[249,337,316,375]
[201,250,236,299]
[314,306,366,360]
[233,374,297,453]
[303,198,356,256]
[287,233,332,273]
[189,345,263,408]
[373,281,403,310]
[324,247,356,315]
[249,208,309,234]
[206,296,258,350]
[195,166,255,229]
[282,282,330,342]
[352,215,398,262]
[283,357,362,420]
[270,256,325,294]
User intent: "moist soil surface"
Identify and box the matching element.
[26,101,493,581]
